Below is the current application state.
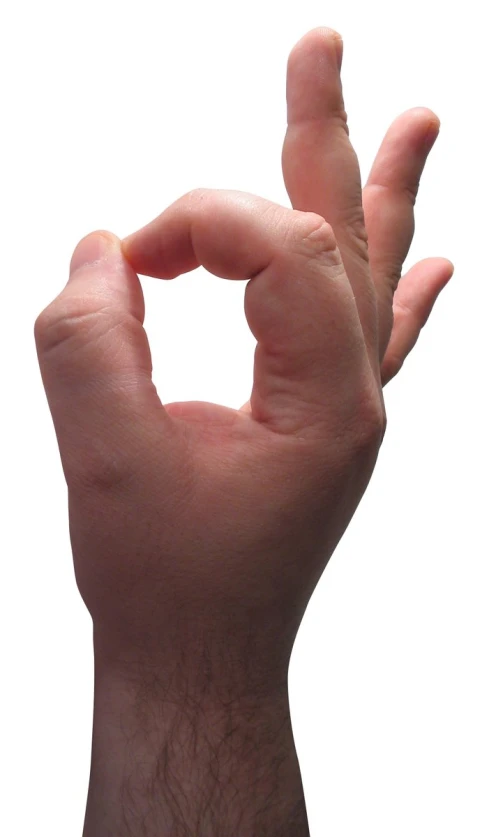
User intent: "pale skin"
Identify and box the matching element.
[34,27,453,837]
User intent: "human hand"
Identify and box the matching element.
[243,28,453,410]
[34,28,452,700]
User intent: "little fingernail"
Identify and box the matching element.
[69,231,117,279]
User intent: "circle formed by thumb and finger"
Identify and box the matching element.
[34,188,378,496]
[122,188,375,436]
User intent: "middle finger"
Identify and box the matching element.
[282,27,379,373]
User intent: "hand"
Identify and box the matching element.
[33,29,452,695]
[277,27,453,389]
[33,27,454,835]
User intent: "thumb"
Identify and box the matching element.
[34,231,176,490]
[121,188,375,438]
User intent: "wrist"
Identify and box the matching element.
[91,608,297,707]
[84,652,309,836]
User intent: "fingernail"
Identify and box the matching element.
[423,119,441,151]
[333,33,343,70]
[69,231,117,278]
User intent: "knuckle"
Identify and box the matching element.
[353,388,387,450]
[34,298,118,356]
[384,265,403,296]
[395,297,419,324]
[344,206,370,263]
[330,109,350,134]
[382,353,404,385]
[292,212,339,258]
[69,451,135,495]
[402,181,419,205]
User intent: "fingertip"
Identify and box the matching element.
[120,233,146,273]
[408,112,440,153]
[305,25,343,42]
[432,257,455,286]
[430,114,441,133]
[407,107,440,128]
[69,230,119,278]
[390,108,440,152]
[416,256,454,280]
[120,234,135,259]
[288,26,342,67]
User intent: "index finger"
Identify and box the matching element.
[282,27,379,377]
[122,188,374,438]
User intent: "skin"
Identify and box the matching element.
[34,27,453,837]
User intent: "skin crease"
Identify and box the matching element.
[34,26,454,835]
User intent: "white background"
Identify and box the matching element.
[2,1,487,834]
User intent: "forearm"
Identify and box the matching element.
[83,651,310,837]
